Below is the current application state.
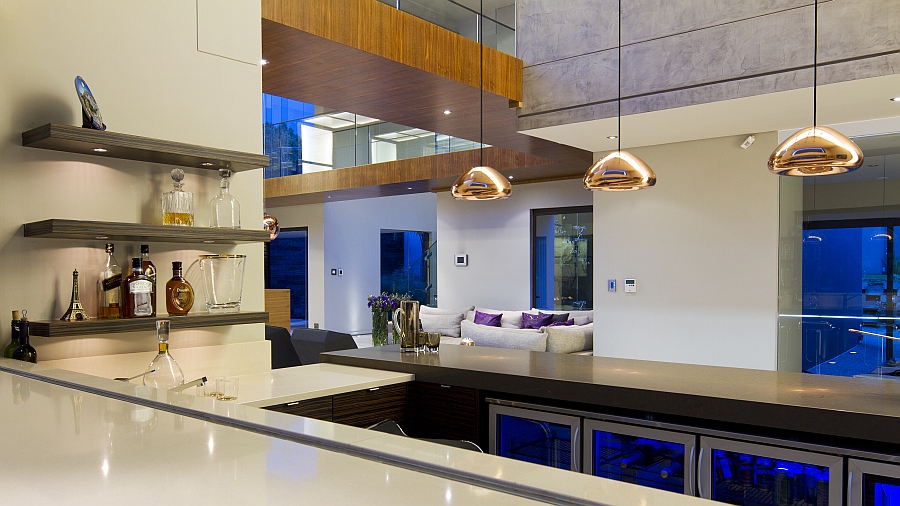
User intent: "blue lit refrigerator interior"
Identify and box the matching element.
[583,420,696,495]
[700,437,843,506]
[849,458,900,506]
[489,404,581,471]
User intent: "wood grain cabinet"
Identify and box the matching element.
[264,396,332,421]
[408,383,480,443]
[262,383,409,428]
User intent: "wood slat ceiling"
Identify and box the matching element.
[260,1,593,201]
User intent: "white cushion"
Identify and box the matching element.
[460,320,547,351]
[530,308,594,323]
[573,315,591,326]
[421,305,475,315]
[545,323,593,354]
[470,307,524,329]
[420,312,466,338]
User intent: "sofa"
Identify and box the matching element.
[418,305,593,354]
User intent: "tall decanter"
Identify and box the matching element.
[143,320,184,390]
[98,243,122,319]
[162,168,194,226]
[209,169,240,228]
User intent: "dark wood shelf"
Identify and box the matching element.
[24,219,270,244]
[30,311,269,338]
[22,123,269,172]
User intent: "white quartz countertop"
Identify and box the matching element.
[0,358,714,506]
[233,363,414,408]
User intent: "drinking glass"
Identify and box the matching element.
[217,377,239,401]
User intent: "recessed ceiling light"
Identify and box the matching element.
[203,240,215,243]
[891,96,900,102]
[93,148,107,152]
[607,135,617,139]
[508,176,513,179]
[95,236,108,240]
[201,162,214,166]
[443,110,451,115]
[407,187,412,190]
[260,59,269,65]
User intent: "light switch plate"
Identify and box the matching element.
[608,279,616,292]
[624,279,636,293]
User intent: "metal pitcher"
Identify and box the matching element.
[393,300,420,352]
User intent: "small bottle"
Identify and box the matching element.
[11,317,36,363]
[123,258,153,318]
[209,168,240,228]
[661,454,684,479]
[165,261,194,316]
[162,168,194,226]
[143,320,184,390]
[98,243,122,319]
[619,442,662,469]
[141,245,157,317]
[4,310,22,358]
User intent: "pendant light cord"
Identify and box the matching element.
[813,0,818,128]
[617,0,622,153]
[480,0,484,167]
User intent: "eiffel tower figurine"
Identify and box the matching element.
[60,270,91,321]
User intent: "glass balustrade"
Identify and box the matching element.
[263,94,484,179]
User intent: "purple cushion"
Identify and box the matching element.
[473,310,502,327]
[548,319,575,327]
[522,312,554,329]
[540,311,570,324]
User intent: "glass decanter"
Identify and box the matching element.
[209,169,240,228]
[143,320,184,391]
[162,168,194,226]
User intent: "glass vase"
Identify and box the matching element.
[372,310,389,346]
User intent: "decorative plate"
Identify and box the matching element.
[75,76,105,130]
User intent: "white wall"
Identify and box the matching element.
[0,1,267,373]
[266,203,326,328]
[436,179,592,310]
[594,133,780,370]
[323,193,438,334]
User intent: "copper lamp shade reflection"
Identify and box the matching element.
[584,151,656,191]
[262,213,280,240]
[768,126,864,176]
[451,166,512,200]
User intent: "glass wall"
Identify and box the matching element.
[375,0,515,56]
[263,94,482,179]
[265,228,309,330]
[779,132,900,377]
[532,207,594,310]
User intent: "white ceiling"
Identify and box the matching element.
[520,73,900,154]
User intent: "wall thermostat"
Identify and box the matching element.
[454,254,468,267]
[624,279,636,293]
[608,279,616,292]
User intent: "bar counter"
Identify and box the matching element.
[321,345,900,450]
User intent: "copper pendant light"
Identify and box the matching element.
[584,0,656,191]
[451,0,511,201]
[768,0,863,176]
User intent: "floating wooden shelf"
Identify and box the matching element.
[22,123,270,172]
[24,219,270,244]
[30,311,269,338]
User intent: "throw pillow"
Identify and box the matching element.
[573,315,591,326]
[540,311,570,323]
[522,312,554,329]
[420,312,466,337]
[548,318,575,327]
[473,310,502,327]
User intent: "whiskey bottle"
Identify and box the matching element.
[165,261,194,316]
[98,243,122,319]
[123,258,154,318]
[4,310,21,358]
[141,245,157,317]
[11,317,36,363]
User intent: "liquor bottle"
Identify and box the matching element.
[4,310,21,358]
[162,168,194,226]
[209,168,240,228]
[143,320,184,390]
[11,317,36,363]
[619,442,663,468]
[660,453,684,479]
[98,243,122,319]
[165,261,194,316]
[123,258,153,318]
[141,245,157,317]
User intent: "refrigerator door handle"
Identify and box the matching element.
[847,470,853,506]
[697,447,706,498]
[572,425,581,473]
[688,445,696,496]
